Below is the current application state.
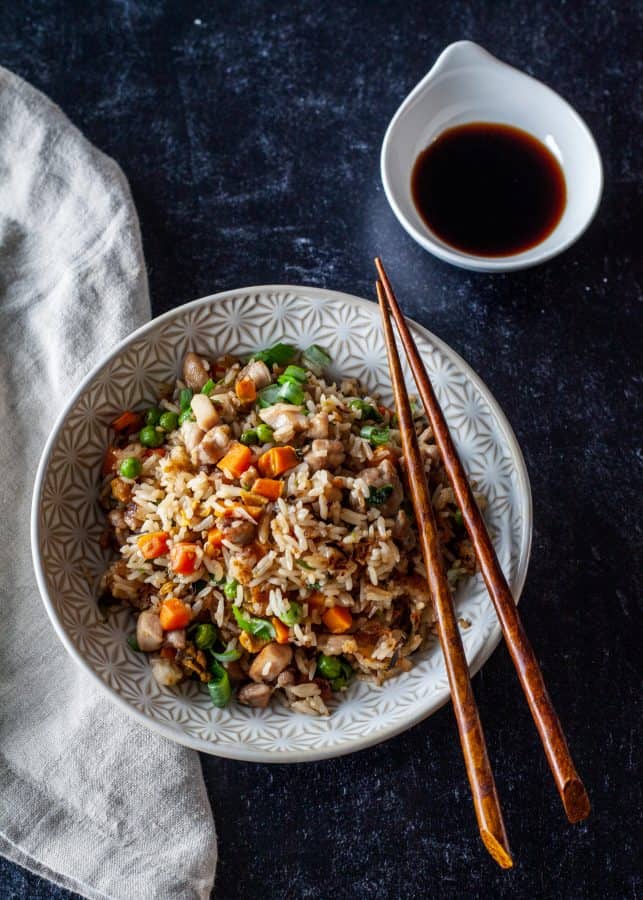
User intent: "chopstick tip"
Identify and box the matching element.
[563,778,591,824]
[481,829,514,870]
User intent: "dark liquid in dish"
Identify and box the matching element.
[410,122,566,257]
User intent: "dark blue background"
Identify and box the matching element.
[1,1,640,898]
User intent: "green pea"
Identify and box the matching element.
[223,579,239,600]
[159,411,179,431]
[240,429,258,446]
[119,456,142,479]
[138,425,164,448]
[178,408,194,425]
[179,387,193,410]
[330,658,354,691]
[194,623,218,650]
[278,600,303,626]
[145,408,162,426]
[255,424,274,443]
[316,653,342,680]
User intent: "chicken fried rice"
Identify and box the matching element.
[99,342,482,716]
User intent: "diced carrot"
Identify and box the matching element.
[137,531,169,560]
[272,617,290,644]
[111,410,142,433]
[159,597,191,630]
[160,646,177,660]
[169,542,200,575]
[252,478,283,501]
[322,606,353,634]
[217,443,254,479]
[102,446,119,475]
[257,446,299,477]
[307,591,326,610]
[235,377,257,403]
[206,528,224,553]
[238,631,269,653]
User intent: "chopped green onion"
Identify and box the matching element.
[302,344,331,373]
[119,456,142,479]
[316,653,342,680]
[194,623,218,650]
[257,384,282,408]
[278,364,307,384]
[240,428,258,446]
[360,425,390,447]
[276,380,305,405]
[179,388,193,410]
[453,509,464,529]
[349,398,382,421]
[158,411,178,431]
[295,559,313,570]
[211,647,242,663]
[232,606,276,640]
[251,343,297,367]
[178,408,195,425]
[145,407,162,426]
[126,634,141,652]
[207,660,232,708]
[258,381,305,408]
[223,579,239,600]
[201,378,216,396]
[278,600,303,626]
[368,484,394,506]
[255,424,274,443]
[138,425,164,448]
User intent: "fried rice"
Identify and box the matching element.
[98,342,482,716]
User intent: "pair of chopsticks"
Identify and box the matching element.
[375,258,589,868]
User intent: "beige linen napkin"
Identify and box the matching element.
[0,67,216,899]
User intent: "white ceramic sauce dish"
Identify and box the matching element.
[381,41,603,272]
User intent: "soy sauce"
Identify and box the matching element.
[411,122,566,257]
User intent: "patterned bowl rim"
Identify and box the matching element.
[31,285,532,763]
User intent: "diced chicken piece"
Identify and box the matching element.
[236,359,271,390]
[354,459,403,516]
[183,352,210,390]
[151,657,184,686]
[307,411,329,439]
[276,668,296,687]
[136,610,164,651]
[210,390,237,422]
[304,439,345,472]
[164,628,187,649]
[239,465,258,489]
[249,642,293,683]
[221,520,256,546]
[238,682,272,708]
[258,404,308,442]
[182,421,205,453]
[194,425,232,465]
[191,393,219,431]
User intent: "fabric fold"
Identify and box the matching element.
[0,67,216,900]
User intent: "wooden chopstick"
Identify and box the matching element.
[375,257,590,825]
[375,279,513,869]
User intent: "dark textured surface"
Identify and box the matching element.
[1,1,641,898]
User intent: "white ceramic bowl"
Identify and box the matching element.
[32,286,532,762]
[381,41,603,272]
